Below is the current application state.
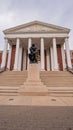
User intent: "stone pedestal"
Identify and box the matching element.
[19,63,48,96]
[28,64,40,80]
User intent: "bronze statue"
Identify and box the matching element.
[29,44,38,63]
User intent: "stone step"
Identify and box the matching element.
[0,90,18,92]
[0,75,27,77]
[0,84,23,86]
[40,75,73,77]
[0,80,25,82]
[41,79,73,81]
[48,87,73,90]
[0,70,73,96]
[0,71,27,87]
[0,86,19,89]
[48,87,73,96]
[0,84,24,86]
[40,73,72,76]
[0,82,24,84]
[0,93,18,96]
[0,86,19,96]
[48,92,73,97]
[43,84,73,87]
[40,71,73,89]
[42,82,73,84]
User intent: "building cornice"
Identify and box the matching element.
[3,21,70,34]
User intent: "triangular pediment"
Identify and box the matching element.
[4,21,70,34]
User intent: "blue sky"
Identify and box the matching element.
[0,0,73,50]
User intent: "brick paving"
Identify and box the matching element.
[0,106,73,130]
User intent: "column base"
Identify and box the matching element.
[54,69,59,71]
[41,69,45,71]
[13,69,18,71]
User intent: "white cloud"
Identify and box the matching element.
[0,0,73,49]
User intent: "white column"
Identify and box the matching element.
[28,38,32,54]
[53,38,58,71]
[14,38,20,70]
[50,46,54,71]
[7,44,12,70]
[61,43,66,70]
[40,38,45,70]
[23,50,27,70]
[1,38,8,68]
[27,38,32,69]
[46,49,50,71]
[65,37,72,68]
[18,46,22,71]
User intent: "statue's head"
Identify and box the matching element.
[32,44,35,47]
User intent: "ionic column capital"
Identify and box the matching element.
[65,36,69,40]
[16,38,20,42]
[28,37,32,39]
[4,38,8,44]
[53,37,56,39]
[16,37,20,39]
[65,37,68,41]
[53,37,56,42]
[4,37,8,40]
[41,37,44,42]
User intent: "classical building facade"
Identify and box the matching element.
[1,21,72,71]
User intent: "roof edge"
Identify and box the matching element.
[3,20,70,34]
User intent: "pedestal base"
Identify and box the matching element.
[18,64,48,96]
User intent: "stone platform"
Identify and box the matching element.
[19,64,48,96]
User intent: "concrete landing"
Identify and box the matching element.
[0,95,73,106]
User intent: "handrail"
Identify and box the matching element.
[66,66,73,74]
[0,66,6,73]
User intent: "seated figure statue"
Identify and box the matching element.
[29,44,38,63]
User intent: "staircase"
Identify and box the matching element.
[40,71,73,96]
[0,71,27,95]
[0,71,73,96]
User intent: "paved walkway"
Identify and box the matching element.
[0,105,73,130]
[0,96,73,130]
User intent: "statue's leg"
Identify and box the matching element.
[34,54,37,63]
